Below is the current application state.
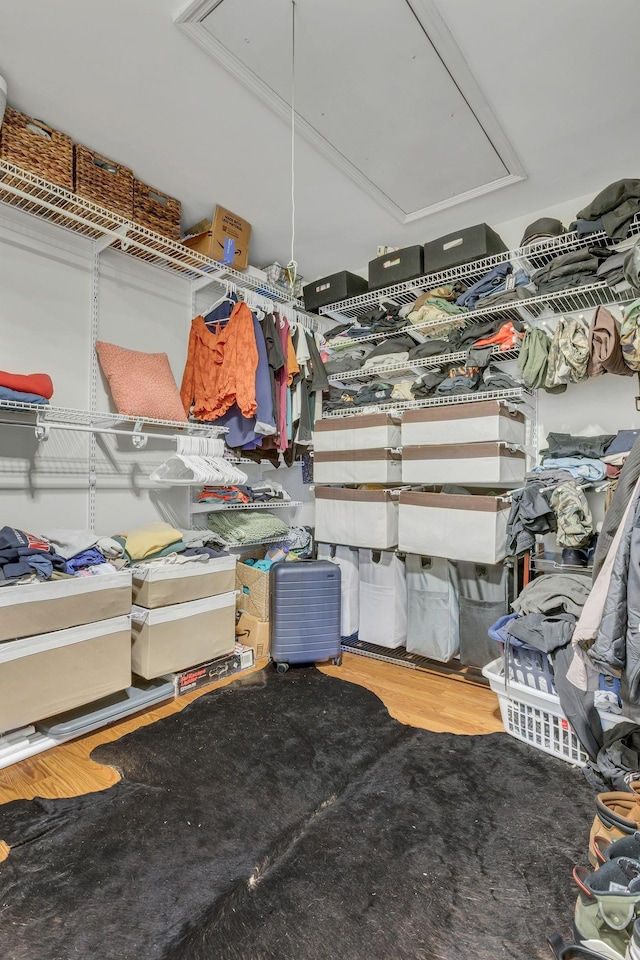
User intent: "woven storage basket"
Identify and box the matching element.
[74,144,133,218]
[133,180,181,240]
[0,106,73,190]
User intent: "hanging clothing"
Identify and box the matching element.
[275,314,291,451]
[180,302,258,422]
[215,316,277,450]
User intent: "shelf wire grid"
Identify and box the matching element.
[0,399,228,436]
[324,282,637,353]
[0,161,314,313]
[328,345,521,385]
[190,500,302,514]
[319,225,640,320]
[321,386,534,419]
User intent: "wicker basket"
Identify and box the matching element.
[74,144,133,219]
[133,180,181,240]
[0,106,73,190]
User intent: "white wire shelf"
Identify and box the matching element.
[0,399,228,440]
[0,161,320,324]
[319,226,640,320]
[321,386,533,419]
[190,500,302,513]
[210,535,293,549]
[327,346,521,385]
[324,282,636,352]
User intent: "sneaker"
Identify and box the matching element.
[548,930,626,958]
[627,918,640,959]
[573,858,640,959]
[562,547,589,567]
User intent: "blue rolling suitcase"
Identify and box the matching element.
[270,561,342,673]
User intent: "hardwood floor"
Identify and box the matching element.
[0,653,503,860]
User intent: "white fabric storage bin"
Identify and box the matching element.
[317,543,359,639]
[0,615,131,732]
[131,556,236,609]
[0,571,132,642]
[358,549,407,648]
[401,401,525,447]
[401,442,525,486]
[314,487,398,549]
[314,413,400,452]
[314,449,402,485]
[405,555,459,661]
[398,490,511,564]
[131,592,236,679]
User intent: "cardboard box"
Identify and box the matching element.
[0,616,132,733]
[172,643,255,696]
[182,205,251,270]
[236,560,270,621]
[236,612,270,660]
[0,572,133,643]
[130,592,236,680]
[131,556,236,609]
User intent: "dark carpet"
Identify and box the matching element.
[0,668,594,960]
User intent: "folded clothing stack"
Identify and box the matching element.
[0,370,54,405]
[198,481,291,505]
[207,511,290,545]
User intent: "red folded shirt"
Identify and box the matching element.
[0,371,54,399]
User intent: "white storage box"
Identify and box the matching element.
[401,442,525,486]
[0,615,131,733]
[401,401,525,447]
[482,658,625,767]
[314,449,402,485]
[315,488,398,550]
[398,490,511,563]
[131,556,236,609]
[0,571,133,642]
[131,592,236,679]
[314,413,400,452]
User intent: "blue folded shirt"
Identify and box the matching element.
[530,457,606,481]
[0,385,49,405]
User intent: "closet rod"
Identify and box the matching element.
[0,417,221,448]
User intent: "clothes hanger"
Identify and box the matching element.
[203,283,238,319]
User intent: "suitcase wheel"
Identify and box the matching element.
[276,662,289,674]
[331,655,342,666]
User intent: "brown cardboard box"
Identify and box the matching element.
[0,572,133,643]
[131,557,236,609]
[236,612,270,660]
[182,205,251,270]
[235,560,270,621]
[131,592,236,680]
[0,616,132,733]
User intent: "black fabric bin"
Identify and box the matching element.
[368,245,424,290]
[303,271,368,312]
[423,224,508,274]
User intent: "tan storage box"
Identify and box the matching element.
[0,105,74,190]
[314,413,401,453]
[132,557,236,609]
[401,401,525,447]
[236,560,270,621]
[401,442,525,486]
[0,616,131,733]
[236,612,271,660]
[133,179,181,240]
[398,490,511,564]
[0,572,133,643]
[315,487,398,550]
[314,448,402,485]
[74,144,134,219]
[183,205,251,270]
[131,592,236,680]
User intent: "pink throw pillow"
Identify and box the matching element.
[96,342,187,422]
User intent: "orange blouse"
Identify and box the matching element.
[180,302,258,421]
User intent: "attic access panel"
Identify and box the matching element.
[176,0,524,223]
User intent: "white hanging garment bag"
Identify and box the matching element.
[358,549,407,648]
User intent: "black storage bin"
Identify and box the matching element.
[423,224,508,274]
[303,271,368,312]
[368,245,424,290]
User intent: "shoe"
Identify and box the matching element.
[548,930,625,958]
[627,917,640,959]
[573,859,640,959]
[562,547,589,567]
[590,788,640,867]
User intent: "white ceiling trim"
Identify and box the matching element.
[174,0,526,224]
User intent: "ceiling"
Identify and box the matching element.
[0,0,639,279]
